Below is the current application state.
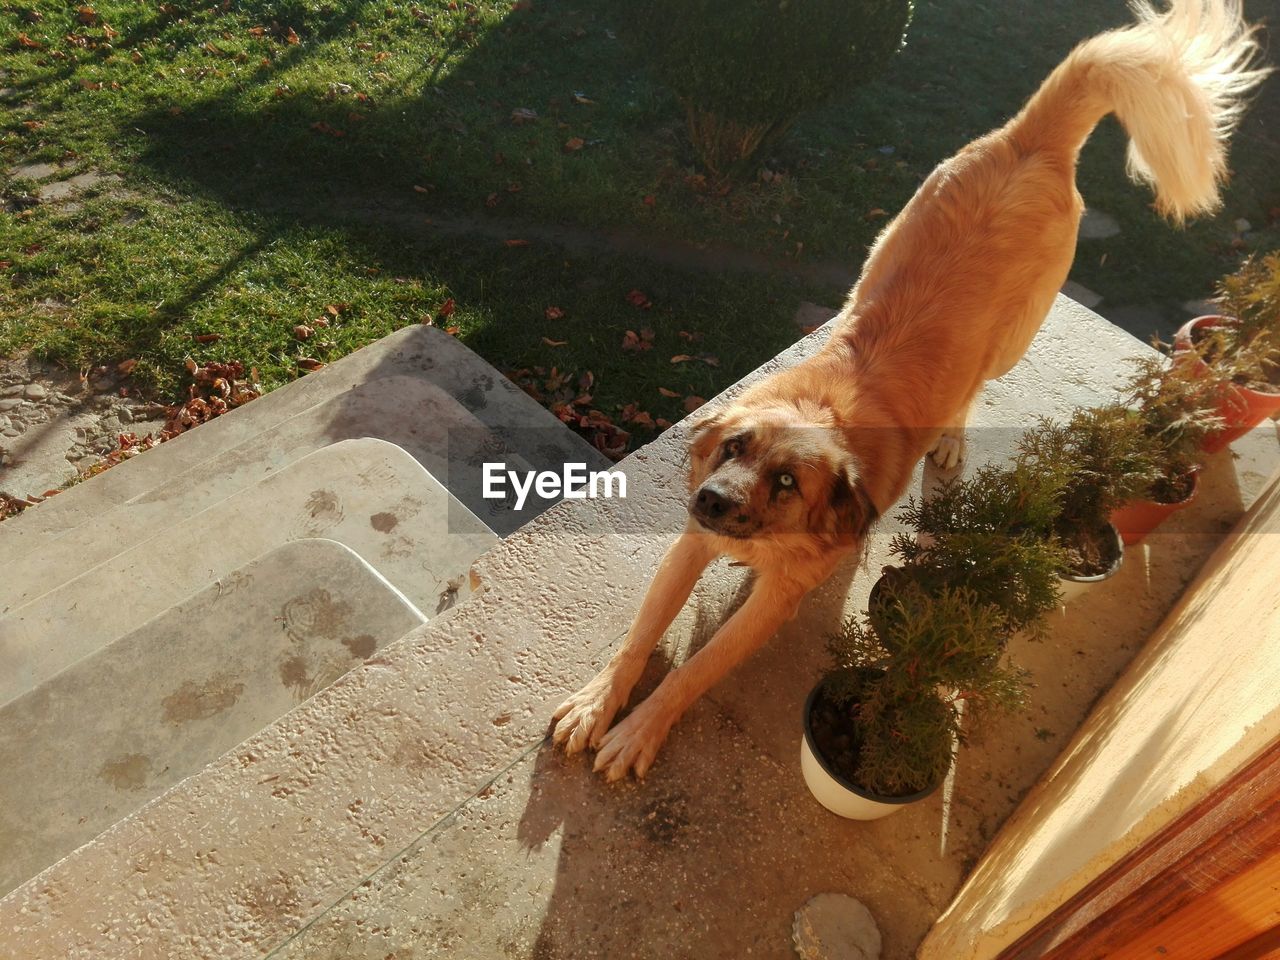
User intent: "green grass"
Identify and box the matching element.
[2,0,1277,444]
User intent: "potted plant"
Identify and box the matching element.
[874,462,1067,642]
[1110,354,1224,544]
[1174,251,1280,451]
[802,583,1028,820]
[1016,409,1161,600]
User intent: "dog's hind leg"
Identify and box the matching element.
[552,529,717,756]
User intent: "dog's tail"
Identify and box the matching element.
[1011,0,1269,223]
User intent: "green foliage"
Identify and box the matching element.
[825,585,1027,796]
[887,462,1067,639]
[1016,408,1162,541]
[1211,252,1280,389]
[634,0,913,171]
[1120,354,1223,501]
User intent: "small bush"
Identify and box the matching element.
[1121,355,1223,501]
[635,0,914,173]
[1211,251,1280,389]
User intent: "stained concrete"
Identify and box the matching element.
[0,438,495,706]
[1,297,1275,960]
[0,376,528,613]
[0,538,426,898]
[0,324,607,555]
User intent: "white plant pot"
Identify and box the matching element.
[800,682,942,821]
[1058,523,1125,605]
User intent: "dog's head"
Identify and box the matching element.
[685,402,877,545]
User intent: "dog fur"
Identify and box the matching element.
[552,0,1268,781]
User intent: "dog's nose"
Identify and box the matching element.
[694,486,738,521]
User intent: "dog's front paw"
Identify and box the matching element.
[592,699,676,782]
[551,674,627,756]
[929,429,967,470]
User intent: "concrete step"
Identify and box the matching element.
[0,376,534,615]
[0,325,607,554]
[0,437,496,707]
[0,537,427,898]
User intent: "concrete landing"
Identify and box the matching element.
[0,324,607,554]
[0,437,495,706]
[0,538,426,898]
[2,297,1276,960]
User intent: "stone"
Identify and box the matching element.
[0,377,528,615]
[1060,280,1103,310]
[0,325,607,554]
[0,437,496,706]
[0,399,21,412]
[794,894,883,960]
[34,171,121,202]
[0,537,426,897]
[1234,218,1252,234]
[7,161,59,180]
[1078,207,1121,240]
[23,383,47,400]
[0,385,24,398]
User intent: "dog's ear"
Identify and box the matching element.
[830,461,878,543]
[685,407,726,489]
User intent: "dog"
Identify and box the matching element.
[553,0,1268,781]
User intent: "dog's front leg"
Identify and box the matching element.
[592,571,809,781]
[929,399,973,470]
[551,528,718,756]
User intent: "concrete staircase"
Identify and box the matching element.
[0,325,607,897]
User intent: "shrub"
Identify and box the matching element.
[1121,354,1223,502]
[1211,251,1280,389]
[1016,408,1162,572]
[887,461,1067,640]
[635,0,914,173]
[823,585,1027,797]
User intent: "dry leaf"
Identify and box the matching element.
[298,358,325,371]
[563,137,585,152]
[510,107,538,124]
[544,306,565,320]
[669,354,694,364]
[193,333,221,344]
[437,297,456,318]
[294,324,313,340]
[658,386,680,398]
[625,289,652,309]
[542,337,567,347]
[866,208,888,220]
[683,395,706,412]
[117,358,138,376]
[504,238,530,247]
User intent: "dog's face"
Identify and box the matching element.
[686,403,876,545]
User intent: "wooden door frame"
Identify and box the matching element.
[997,736,1280,959]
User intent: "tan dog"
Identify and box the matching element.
[553,0,1268,781]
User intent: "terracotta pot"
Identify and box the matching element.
[800,674,944,821]
[1110,470,1200,546]
[1058,522,1124,604]
[1173,316,1280,453]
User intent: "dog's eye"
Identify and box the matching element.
[724,438,742,459]
[777,472,796,490]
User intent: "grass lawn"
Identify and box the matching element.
[2,0,1277,449]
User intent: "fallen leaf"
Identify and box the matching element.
[542,336,567,347]
[625,289,652,309]
[621,328,654,352]
[642,194,655,207]
[79,79,102,91]
[285,26,300,44]
[510,107,538,124]
[700,354,720,367]
[485,192,499,207]
[193,333,221,344]
[504,238,530,247]
[117,358,138,376]
[437,297,456,318]
[571,90,595,105]
[669,354,694,364]
[298,358,325,371]
[800,324,821,335]
[563,136,585,152]
[677,330,700,342]
[310,120,345,138]
[16,33,44,49]
[412,184,431,194]
[294,324,313,340]
[866,208,888,220]
[656,417,672,429]
[444,325,460,336]
[544,306,565,320]
[630,410,655,429]
[658,386,680,398]
[683,395,706,412]
[325,303,346,316]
